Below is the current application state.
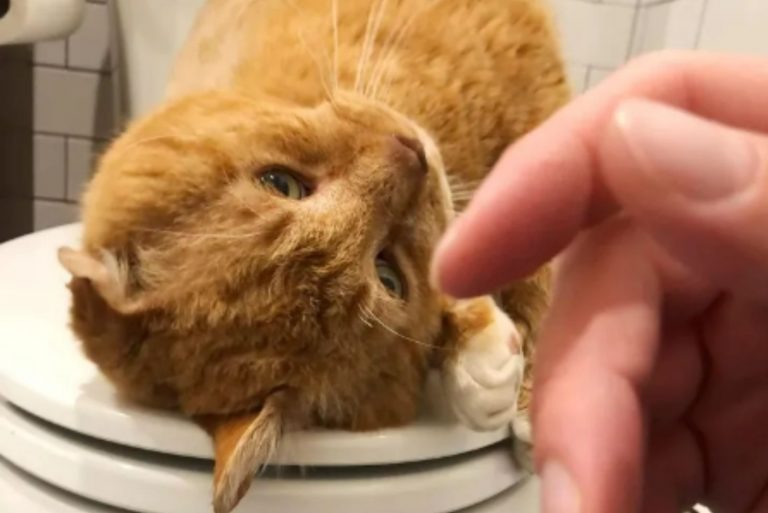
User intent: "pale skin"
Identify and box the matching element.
[432,51,768,513]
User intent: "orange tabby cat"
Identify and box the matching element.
[58,1,569,511]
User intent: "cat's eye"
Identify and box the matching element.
[258,166,309,199]
[376,258,404,298]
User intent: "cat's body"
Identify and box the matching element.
[59,1,569,511]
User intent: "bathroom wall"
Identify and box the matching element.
[0,0,112,240]
[1,0,767,241]
[553,0,768,94]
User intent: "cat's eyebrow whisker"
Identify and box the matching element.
[359,304,440,351]
[331,0,340,92]
[298,26,335,101]
[368,0,448,100]
[282,0,335,101]
[355,0,379,93]
[356,0,389,95]
[111,135,178,159]
[363,0,407,98]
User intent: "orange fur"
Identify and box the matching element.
[59,1,569,511]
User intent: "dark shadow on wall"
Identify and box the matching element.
[0,45,34,242]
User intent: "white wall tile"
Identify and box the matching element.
[33,135,66,199]
[33,200,79,230]
[9,0,768,238]
[68,2,111,70]
[661,0,705,49]
[550,0,638,68]
[697,0,768,55]
[67,137,102,201]
[586,66,615,88]
[631,0,704,54]
[33,67,113,138]
[33,40,67,66]
[566,63,590,93]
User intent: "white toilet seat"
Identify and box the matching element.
[0,456,539,513]
[0,458,127,513]
[0,399,524,513]
[0,225,536,513]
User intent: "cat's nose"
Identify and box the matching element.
[392,135,428,174]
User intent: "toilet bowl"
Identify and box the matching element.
[0,1,539,511]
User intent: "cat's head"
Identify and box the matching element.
[60,90,460,426]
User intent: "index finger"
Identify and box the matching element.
[432,51,768,297]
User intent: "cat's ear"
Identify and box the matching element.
[196,398,285,513]
[57,246,144,314]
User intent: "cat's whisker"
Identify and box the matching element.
[356,0,389,96]
[451,189,476,197]
[363,0,407,98]
[368,0,448,99]
[448,179,483,194]
[449,191,478,200]
[447,183,475,193]
[283,0,335,101]
[357,309,374,328]
[298,26,335,101]
[355,1,379,93]
[453,178,483,186]
[359,305,439,350]
[451,197,474,206]
[331,0,340,92]
[449,182,482,192]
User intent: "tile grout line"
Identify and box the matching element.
[694,0,710,47]
[64,135,70,201]
[625,2,643,60]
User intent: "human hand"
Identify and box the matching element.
[431,51,768,513]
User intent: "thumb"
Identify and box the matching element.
[601,99,768,297]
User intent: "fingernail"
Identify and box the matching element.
[541,461,580,513]
[614,100,759,201]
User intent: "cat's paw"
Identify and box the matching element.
[443,304,524,431]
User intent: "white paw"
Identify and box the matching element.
[444,305,524,431]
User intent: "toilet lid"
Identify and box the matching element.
[0,225,509,465]
[0,454,538,513]
[0,399,526,513]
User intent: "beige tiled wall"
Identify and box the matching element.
[1,0,768,241]
[559,0,768,94]
[0,0,112,241]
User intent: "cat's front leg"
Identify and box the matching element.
[441,297,525,431]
